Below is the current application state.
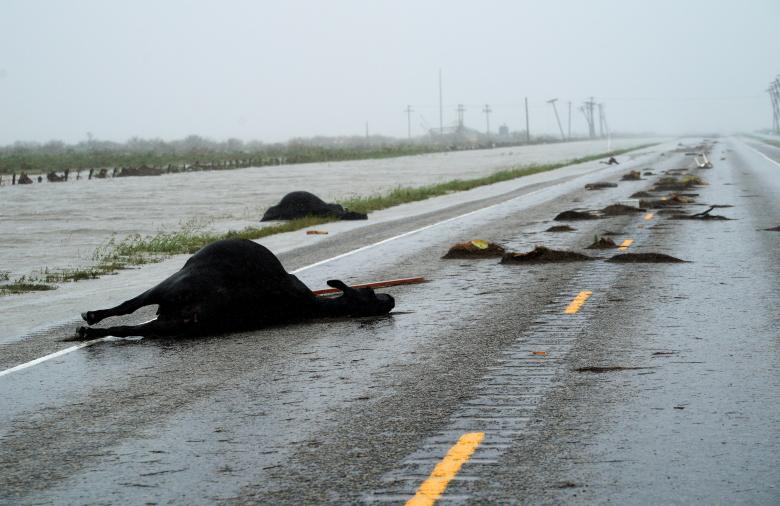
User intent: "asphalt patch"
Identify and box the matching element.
[501,246,595,264]
[606,253,687,263]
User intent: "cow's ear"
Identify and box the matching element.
[326,280,350,292]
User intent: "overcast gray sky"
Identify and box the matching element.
[1,0,778,145]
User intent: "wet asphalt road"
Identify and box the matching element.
[1,138,778,504]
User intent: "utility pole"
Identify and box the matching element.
[524,97,530,143]
[582,97,597,138]
[597,103,605,137]
[547,98,565,141]
[456,104,465,132]
[769,77,780,134]
[483,104,492,136]
[567,101,572,139]
[438,69,444,136]
[405,105,414,139]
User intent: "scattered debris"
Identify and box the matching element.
[670,205,732,221]
[442,239,506,259]
[630,191,654,198]
[621,170,642,181]
[600,230,621,236]
[575,366,653,373]
[763,225,780,231]
[586,236,618,249]
[306,230,329,235]
[601,204,646,216]
[643,171,655,176]
[640,194,695,208]
[502,246,595,264]
[531,351,547,356]
[600,156,620,165]
[652,175,707,192]
[546,225,577,232]
[554,209,601,221]
[585,182,618,190]
[554,482,578,489]
[607,252,687,263]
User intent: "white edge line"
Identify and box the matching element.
[743,142,780,168]
[0,338,107,378]
[0,191,521,379]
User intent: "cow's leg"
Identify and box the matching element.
[82,288,156,325]
[69,318,185,341]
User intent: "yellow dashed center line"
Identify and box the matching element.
[643,212,654,221]
[406,432,485,506]
[618,238,634,251]
[564,290,593,314]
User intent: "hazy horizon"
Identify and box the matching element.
[1,0,778,145]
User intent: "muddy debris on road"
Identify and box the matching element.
[652,175,707,192]
[621,170,642,181]
[670,205,732,221]
[546,225,577,232]
[501,246,595,264]
[586,236,618,249]
[601,204,647,216]
[630,191,655,198]
[442,240,506,259]
[763,225,780,231]
[585,182,618,190]
[554,209,602,221]
[606,252,687,263]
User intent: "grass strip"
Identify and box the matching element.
[3,143,655,295]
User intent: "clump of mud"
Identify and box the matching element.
[442,239,506,259]
[607,252,687,263]
[621,170,642,181]
[652,175,707,192]
[640,194,695,208]
[643,171,655,176]
[630,191,654,198]
[546,225,576,232]
[554,209,601,221]
[586,236,618,249]
[601,204,646,216]
[763,225,780,231]
[585,182,618,190]
[501,246,595,264]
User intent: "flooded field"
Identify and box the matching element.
[0,138,660,279]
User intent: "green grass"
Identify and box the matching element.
[0,280,56,296]
[3,143,655,295]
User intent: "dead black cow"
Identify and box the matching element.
[74,239,394,339]
[261,191,367,221]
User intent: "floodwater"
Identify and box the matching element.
[0,138,659,280]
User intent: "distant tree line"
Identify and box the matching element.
[0,132,561,176]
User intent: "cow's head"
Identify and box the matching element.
[326,280,395,316]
